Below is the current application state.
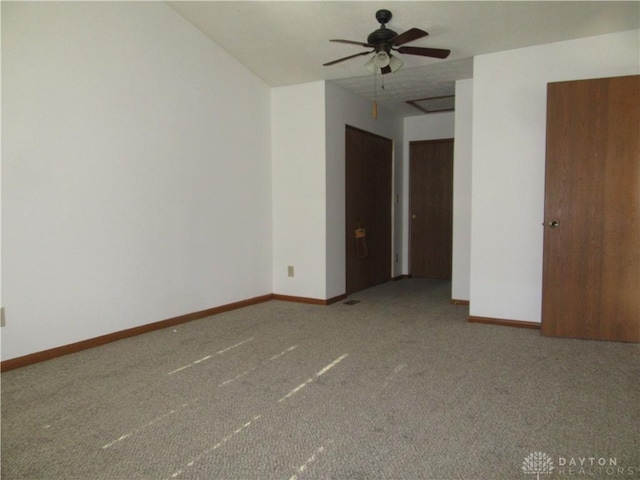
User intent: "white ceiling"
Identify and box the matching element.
[167,1,639,116]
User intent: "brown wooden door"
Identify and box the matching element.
[345,126,393,295]
[541,75,640,342]
[409,139,454,279]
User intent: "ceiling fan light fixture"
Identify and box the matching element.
[388,54,403,72]
[364,56,376,72]
[373,51,390,68]
[365,52,403,74]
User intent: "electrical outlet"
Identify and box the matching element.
[287,265,295,277]
[1,307,5,327]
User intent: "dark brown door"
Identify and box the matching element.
[409,139,454,279]
[345,126,393,295]
[541,75,640,342]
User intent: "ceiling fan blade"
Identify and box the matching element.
[396,46,451,59]
[330,39,372,47]
[323,50,373,66]
[391,28,428,46]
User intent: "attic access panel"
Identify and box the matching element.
[407,95,455,114]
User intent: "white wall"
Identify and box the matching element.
[271,82,327,299]
[402,112,456,275]
[404,112,455,142]
[0,2,3,327]
[1,2,273,360]
[325,82,404,298]
[272,81,404,301]
[452,79,473,301]
[470,29,640,323]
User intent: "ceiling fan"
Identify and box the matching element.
[323,9,451,74]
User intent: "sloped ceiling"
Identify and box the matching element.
[168,1,639,116]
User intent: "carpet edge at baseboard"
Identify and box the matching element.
[450,299,470,305]
[272,293,347,305]
[0,294,275,372]
[1,292,352,372]
[468,315,541,329]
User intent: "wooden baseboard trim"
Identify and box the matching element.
[0,294,274,373]
[450,299,470,306]
[272,293,347,306]
[326,293,348,305]
[393,275,410,281]
[468,316,541,330]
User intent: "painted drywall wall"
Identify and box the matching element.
[325,82,404,299]
[452,79,473,302]
[402,112,456,275]
[271,81,403,301]
[271,81,328,299]
[470,29,640,323]
[1,2,272,361]
[0,3,3,328]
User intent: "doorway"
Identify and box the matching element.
[345,126,393,295]
[409,139,454,279]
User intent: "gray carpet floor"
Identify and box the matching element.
[2,279,639,480]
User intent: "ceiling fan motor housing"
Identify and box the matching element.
[369,10,396,52]
[367,27,397,52]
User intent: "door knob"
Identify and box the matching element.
[548,220,559,228]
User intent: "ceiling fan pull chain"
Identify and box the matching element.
[373,70,378,119]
